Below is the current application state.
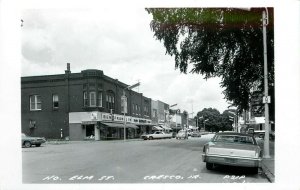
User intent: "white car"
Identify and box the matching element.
[176,131,188,139]
[142,131,172,140]
[202,132,262,173]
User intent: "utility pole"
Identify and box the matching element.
[262,9,270,158]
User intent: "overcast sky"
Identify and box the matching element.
[21,7,231,115]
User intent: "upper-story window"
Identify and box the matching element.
[106,91,115,111]
[52,94,59,109]
[83,92,88,107]
[98,91,103,107]
[89,91,96,107]
[30,95,41,111]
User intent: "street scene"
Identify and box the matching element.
[20,7,275,184]
[22,134,273,183]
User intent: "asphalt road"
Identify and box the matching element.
[22,134,269,183]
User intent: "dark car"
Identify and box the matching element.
[21,133,46,148]
[191,131,201,137]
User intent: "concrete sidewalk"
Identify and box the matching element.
[258,139,275,183]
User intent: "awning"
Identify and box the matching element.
[101,122,138,129]
[82,121,98,125]
[135,123,156,126]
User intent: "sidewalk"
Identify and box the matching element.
[258,139,275,183]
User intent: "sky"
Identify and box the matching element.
[22,7,231,116]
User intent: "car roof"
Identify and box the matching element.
[215,132,254,137]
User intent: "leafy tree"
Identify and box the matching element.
[196,108,235,132]
[196,108,221,132]
[146,8,274,114]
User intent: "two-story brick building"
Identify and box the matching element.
[21,64,153,140]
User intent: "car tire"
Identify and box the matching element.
[149,136,153,140]
[206,162,213,170]
[24,141,31,148]
[36,144,41,147]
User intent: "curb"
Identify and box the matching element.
[261,161,275,183]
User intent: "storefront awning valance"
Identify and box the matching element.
[101,122,138,129]
[136,123,156,126]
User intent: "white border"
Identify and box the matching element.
[1,0,300,189]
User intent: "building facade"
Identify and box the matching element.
[21,64,153,140]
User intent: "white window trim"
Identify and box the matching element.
[30,95,41,111]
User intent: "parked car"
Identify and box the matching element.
[176,130,188,139]
[21,133,46,148]
[254,130,275,140]
[202,132,262,173]
[191,131,201,137]
[142,131,172,140]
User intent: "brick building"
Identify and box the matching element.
[21,64,153,140]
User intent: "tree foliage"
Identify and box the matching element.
[196,108,234,132]
[146,8,274,113]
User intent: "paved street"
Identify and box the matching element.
[22,134,269,183]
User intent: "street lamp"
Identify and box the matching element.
[236,7,271,158]
[204,119,209,132]
[199,116,209,132]
[122,82,140,141]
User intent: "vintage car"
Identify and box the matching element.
[191,131,201,137]
[21,133,46,148]
[142,131,172,140]
[202,132,262,173]
[176,130,188,139]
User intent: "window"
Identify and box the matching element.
[106,92,115,111]
[52,94,59,109]
[30,95,41,111]
[89,91,96,107]
[83,92,88,107]
[98,91,103,107]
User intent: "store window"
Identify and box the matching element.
[52,94,59,109]
[30,95,41,111]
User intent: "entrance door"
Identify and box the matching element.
[86,124,95,137]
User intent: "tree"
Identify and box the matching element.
[146,8,274,114]
[196,108,221,132]
[196,108,235,132]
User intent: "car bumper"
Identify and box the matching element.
[32,140,46,144]
[202,154,261,168]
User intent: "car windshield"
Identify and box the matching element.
[213,135,254,145]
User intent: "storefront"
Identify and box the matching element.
[69,111,148,140]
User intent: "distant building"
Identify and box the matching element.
[21,64,154,140]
